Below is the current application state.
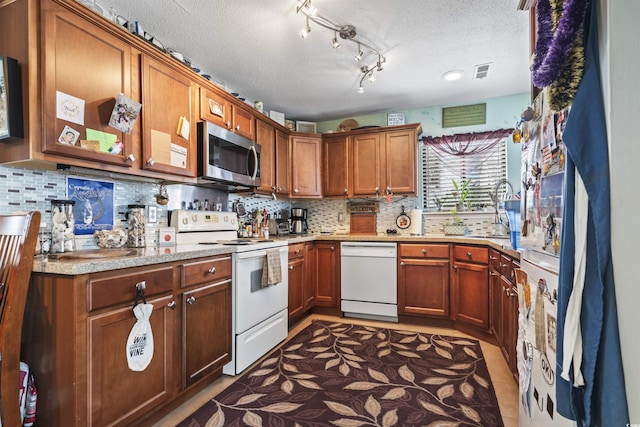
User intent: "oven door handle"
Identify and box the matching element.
[235,246,287,260]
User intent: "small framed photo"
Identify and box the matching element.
[296,121,317,133]
[387,112,405,126]
[208,98,224,117]
[58,125,80,145]
[0,56,24,142]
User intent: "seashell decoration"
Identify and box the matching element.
[94,227,128,249]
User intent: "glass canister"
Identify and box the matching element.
[50,200,76,253]
[126,204,146,248]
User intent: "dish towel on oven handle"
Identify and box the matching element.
[126,303,154,371]
[261,248,282,287]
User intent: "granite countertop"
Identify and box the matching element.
[32,233,519,275]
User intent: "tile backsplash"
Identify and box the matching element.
[0,163,509,247]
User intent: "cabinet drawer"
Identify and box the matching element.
[288,243,305,260]
[453,245,488,264]
[399,243,450,259]
[489,249,501,271]
[182,255,232,288]
[88,266,174,312]
[500,254,514,280]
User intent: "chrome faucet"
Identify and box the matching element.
[493,179,514,225]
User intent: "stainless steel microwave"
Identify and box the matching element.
[197,121,261,189]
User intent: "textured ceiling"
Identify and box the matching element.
[93,0,532,122]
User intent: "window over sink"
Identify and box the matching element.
[420,129,511,212]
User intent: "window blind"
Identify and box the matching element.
[421,139,507,211]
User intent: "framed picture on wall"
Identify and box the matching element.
[0,56,24,142]
[67,177,115,235]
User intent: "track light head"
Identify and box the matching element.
[332,31,341,49]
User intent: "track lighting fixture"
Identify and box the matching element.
[354,44,363,61]
[295,0,386,90]
[332,31,341,49]
[299,16,310,38]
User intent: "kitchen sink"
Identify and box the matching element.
[466,234,510,240]
[47,248,139,260]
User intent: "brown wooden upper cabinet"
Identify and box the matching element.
[290,133,322,198]
[41,0,136,168]
[199,86,255,141]
[332,124,422,198]
[323,134,350,197]
[141,55,198,177]
[256,119,289,195]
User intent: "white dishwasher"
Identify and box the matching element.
[340,241,398,322]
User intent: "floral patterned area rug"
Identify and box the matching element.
[178,320,504,427]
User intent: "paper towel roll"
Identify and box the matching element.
[410,209,423,235]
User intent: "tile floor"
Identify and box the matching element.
[152,314,519,426]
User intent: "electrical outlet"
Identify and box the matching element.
[148,206,157,223]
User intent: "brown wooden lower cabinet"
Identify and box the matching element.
[288,243,306,322]
[314,241,340,307]
[452,245,490,330]
[21,255,232,427]
[398,243,451,317]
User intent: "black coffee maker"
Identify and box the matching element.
[290,208,308,234]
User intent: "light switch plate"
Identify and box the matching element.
[148,206,157,223]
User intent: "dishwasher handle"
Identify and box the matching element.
[340,242,397,258]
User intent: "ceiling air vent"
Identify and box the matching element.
[474,63,491,80]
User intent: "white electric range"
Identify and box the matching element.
[171,209,289,376]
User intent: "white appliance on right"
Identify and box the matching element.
[516,92,575,427]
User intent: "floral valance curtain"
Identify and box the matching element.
[421,128,513,155]
[421,129,513,176]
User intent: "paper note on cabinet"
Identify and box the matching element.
[170,143,187,168]
[56,91,85,126]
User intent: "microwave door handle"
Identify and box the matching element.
[248,145,258,180]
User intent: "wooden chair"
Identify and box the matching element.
[0,211,41,426]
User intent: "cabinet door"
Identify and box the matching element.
[290,135,322,198]
[141,55,197,177]
[382,130,417,195]
[88,294,176,426]
[183,280,232,387]
[232,104,256,141]
[398,258,450,317]
[501,276,518,375]
[275,130,290,194]
[452,262,489,329]
[352,133,381,196]
[323,135,350,197]
[490,268,503,345]
[304,243,317,310]
[199,86,231,129]
[256,119,276,193]
[42,0,135,167]
[287,256,305,321]
[315,242,339,307]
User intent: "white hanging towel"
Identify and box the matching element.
[126,303,154,371]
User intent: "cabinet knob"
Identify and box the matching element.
[421,248,427,255]
[490,271,500,277]
[187,296,196,305]
[208,267,216,274]
[295,249,300,254]
[288,265,294,270]
[344,188,348,194]
[277,187,282,191]
[225,121,231,127]
[400,261,405,266]
[294,189,299,193]
[511,270,515,279]
[235,125,240,131]
[272,186,277,191]
[167,300,176,309]
[500,262,509,268]
[466,252,472,259]
[331,246,335,251]
[453,265,458,271]
[375,186,380,194]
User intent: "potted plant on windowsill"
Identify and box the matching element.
[443,179,471,235]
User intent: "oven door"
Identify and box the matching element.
[233,246,288,334]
